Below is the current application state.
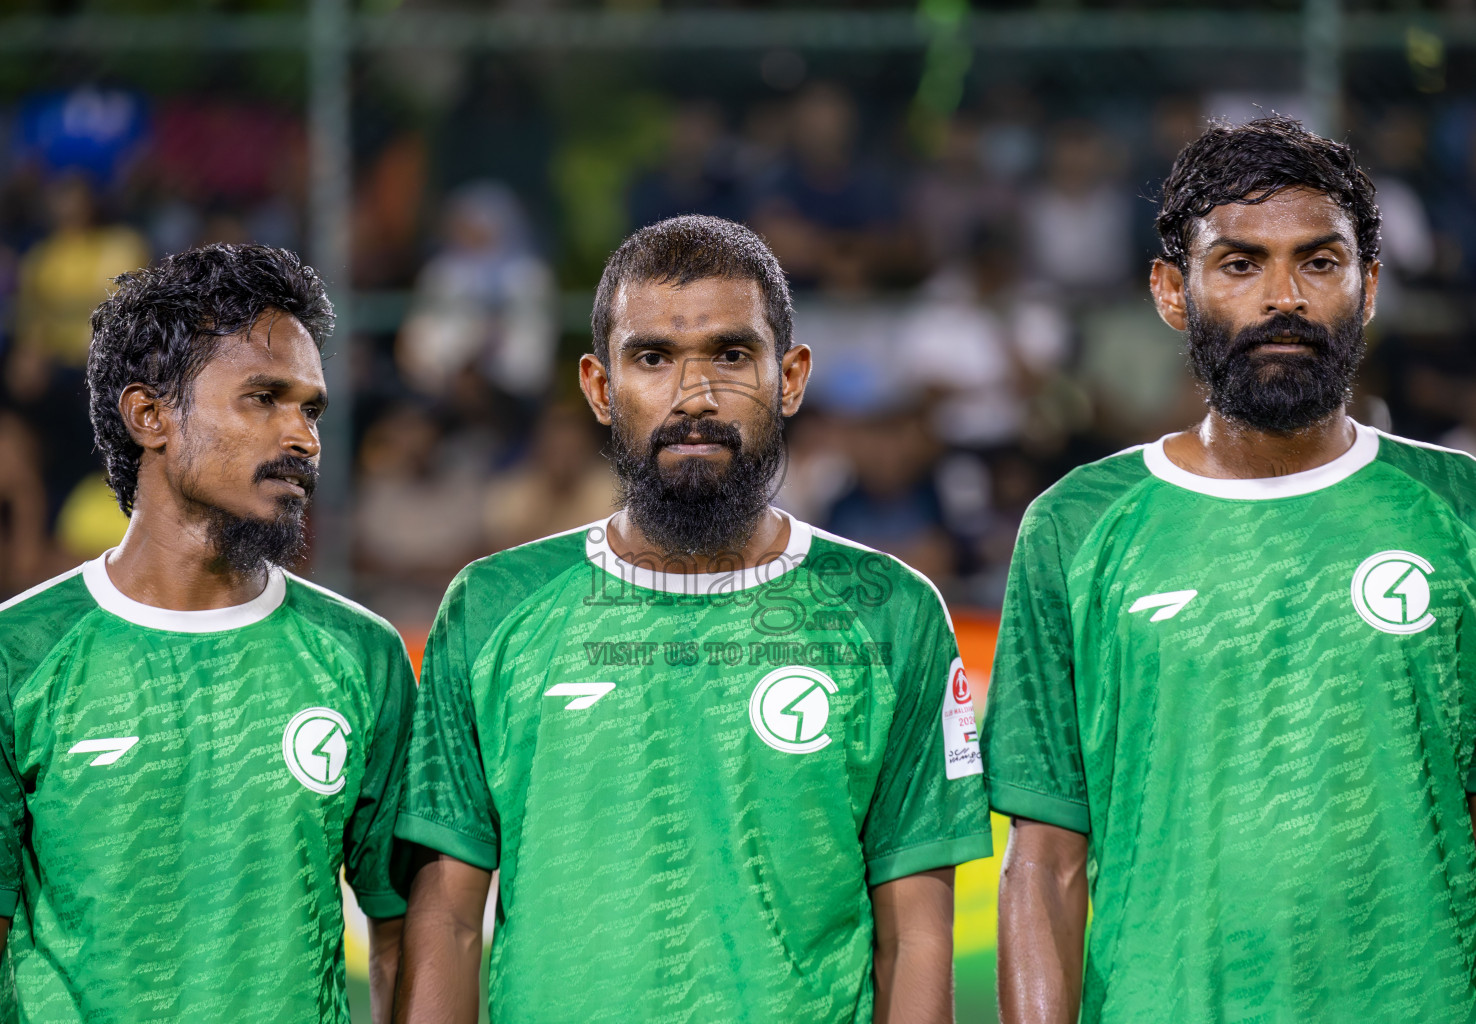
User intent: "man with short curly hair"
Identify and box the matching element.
[0,244,413,1023]
[985,116,1476,1022]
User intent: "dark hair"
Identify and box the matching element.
[590,215,793,365]
[1156,115,1380,269]
[87,243,335,516]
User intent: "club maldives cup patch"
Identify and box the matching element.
[942,657,982,779]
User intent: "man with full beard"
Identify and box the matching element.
[0,244,414,1023]
[985,116,1476,1023]
[394,215,990,1024]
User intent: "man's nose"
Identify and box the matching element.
[282,409,321,458]
[672,360,720,417]
[1262,261,1309,317]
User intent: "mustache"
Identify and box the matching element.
[254,455,319,497]
[1228,312,1334,359]
[648,418,743,452]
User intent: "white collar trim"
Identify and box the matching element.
[1143,419,1380,500]
[83,550,287,633]
[585,510,812,595]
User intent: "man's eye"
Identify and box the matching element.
[250,392,274,405]
[638,352,663,367]
[1306,257,1336,271]
[1223,259,1255,274]
[717,350,747,364]
[305,406,323,422]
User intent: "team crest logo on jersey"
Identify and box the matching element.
[942,657,983,780]
[282,707,352,795]
[1351,550,1436,635]
[951,664,971,705]
[748,666,836,754]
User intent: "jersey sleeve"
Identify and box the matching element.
[982,505,1089,833]
[343,630,417,919]
[0,657,19,918]
[394,570,500,871]
[860,586,992,886]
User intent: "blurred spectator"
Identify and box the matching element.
[397,181,556,403]
[54,472,128,562]
[1021,121,1133,295]
[751,82,903,290]
[15,174,148,374]
[353,404,490,583]
[1076,301,1200,444]
[145,99,304,257]
[823,404,954,587]
[1363,108,1436,291]
[16,88,148,185]
[354,134,428,289]
[628,101,744,228]
[905,116,1014,267]
[897,232,1071,450]
[0,412,48,593]
[12,174,148,523]
[1439,379,1476,456]
[483,403,615,551]
[774,410,853,528]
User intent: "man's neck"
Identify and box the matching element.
[605,506,791,574]
[1162,407,1357,480]
[106,494,268,612]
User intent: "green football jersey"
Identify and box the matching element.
[0,554,415,1024]
[983,421,1476,1023]
[396,512,990,1023]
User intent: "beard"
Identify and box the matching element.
[609,400,786,560]
[182,454,317,576]
[1185,294,1366,433]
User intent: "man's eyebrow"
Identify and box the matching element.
[619,329,768,353]
[242,374,328,407]
[707,328,768,349]
[1291,232,1350,254]
[1202,232,1351,257]
[1203,237,1270,257]
[618,334,675,353]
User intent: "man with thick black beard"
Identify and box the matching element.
[0,244,414,1023]
[985,116,1476,1024]
[394,216,990,1024]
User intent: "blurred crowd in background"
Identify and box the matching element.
[2,58,1475,619]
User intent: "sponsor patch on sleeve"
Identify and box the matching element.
[942,657,983,780]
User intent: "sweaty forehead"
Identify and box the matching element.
[204,312,324,385]
[1189,187,1358,257]
[610,277,771,342]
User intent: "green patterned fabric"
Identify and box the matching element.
[397,513,990,1024]
[0,557,415,1024]
[983,422,1476,1023]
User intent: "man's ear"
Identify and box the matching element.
[579,354,613,427]
[779,343,811,419]
[118,384,171,451]
[1149,258,1188,332]
[1361,258,1381,325]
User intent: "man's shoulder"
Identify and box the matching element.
[456,522,592,592]
[439,523,596,636]
[283,571,408,663]
[804,524,955,638]
[1019,445,1157,553]
[0,566,96,661]
[0,565,92,623]
[1371,429,1476,520]
[806,526,947,603]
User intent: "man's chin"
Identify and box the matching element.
[202,504,309,574]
